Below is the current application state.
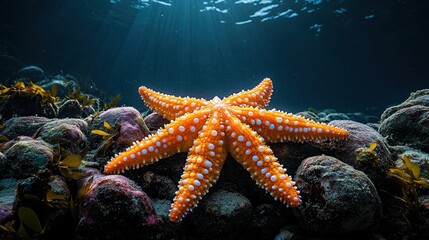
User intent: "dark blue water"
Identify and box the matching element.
[1,0,428,115]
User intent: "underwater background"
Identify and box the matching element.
[2,1,429,240]
[1,0,428,114]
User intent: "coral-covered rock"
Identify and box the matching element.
[144,112,169,131]
[0,116,52,139]
[327,120,392,185]
[293,155,382,234]
[381,89,429,122]
[390,146,429,176]
[379,105,429,152]
[192,189,252,238]
[35,118,88,153]
[57,99,82,118]
[89,107,149,148]
[2,139,53,179]
[76,173,162,240]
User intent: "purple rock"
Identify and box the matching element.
[293,155,382,234]
[90,107,149,147]
[144,112,169,131]
[35,118,88,153]
[327,120,392,185]
[0,116,53,139]
[76,173,162,240]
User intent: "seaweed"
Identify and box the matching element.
[382,154,429,231]
[0,81,56,104]
[52,144,88,180]
[103,94,121,110]
[65,88,94,108]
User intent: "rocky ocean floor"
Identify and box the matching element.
[1,66,429,240]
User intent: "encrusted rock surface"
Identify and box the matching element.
[293,155,382,234]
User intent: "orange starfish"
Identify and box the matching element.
[104,78,348,222]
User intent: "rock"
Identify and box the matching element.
[13,175,74,239]
[192,189,252,238]
[0,178,17,207]
[152,199,172,222]
[151,199,181,239]
[293,155,382,234]
[16,65,46,82]
[139,171,176,200]
[0,203,13,227]
[367,123,380,131]
[90,107,149,147]
[57,99,82,118]
[248,204,287,240]
[379,105,429,152]
[76,173,162,240]
[0,178,17,227]
[89,107,150,165]
[381,89,429,122]
[35,118,88,153]
[1,139,53,179]
[0,116,52,139]
[272,141,326,179]
[274,228,296,240]
[326,120,392,185]
[144,112,170,131]
[390,146,429,176]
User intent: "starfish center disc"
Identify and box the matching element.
[210,96,225,109]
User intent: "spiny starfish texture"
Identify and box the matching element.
[104,78,349,222]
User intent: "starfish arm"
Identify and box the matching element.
[139,86,208,120]
[229,106,349,143]
[222,78,273,108]
[224,111,301,206]
[104,109,210,174]
[169,111,227,222]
